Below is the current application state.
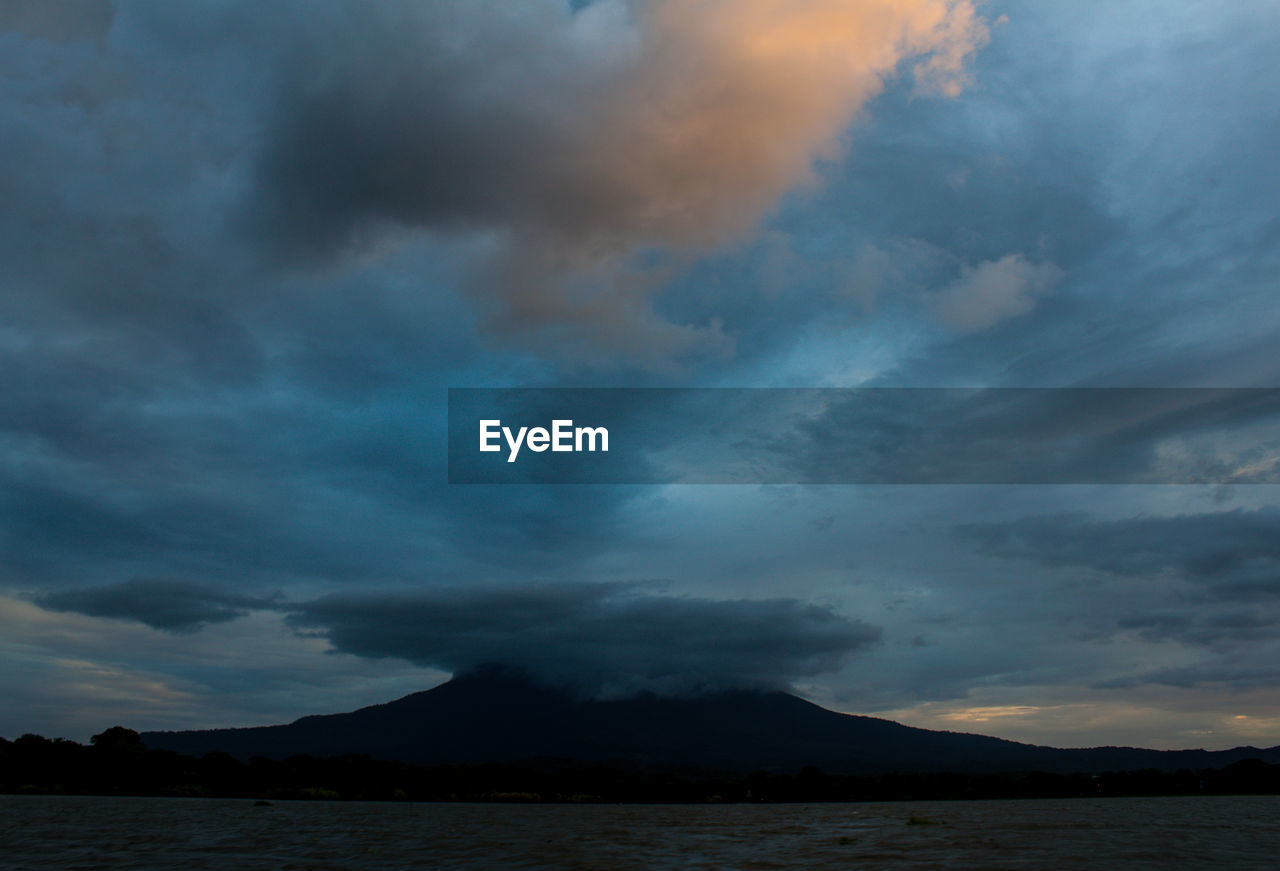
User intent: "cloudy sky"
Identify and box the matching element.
[4,0,1280,751]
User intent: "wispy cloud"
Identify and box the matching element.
[935,254,1062,332]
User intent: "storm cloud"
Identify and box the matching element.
[252,0,988,357]
[957,507,1280,589]
[285,582,881,696]
[35,578,276,634]
[956,507,1280,657]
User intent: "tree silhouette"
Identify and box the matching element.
[90,726,145,753]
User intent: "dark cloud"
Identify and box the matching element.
[34,578,275,633]
[1093,658,1280,692]
[246,0,988,359]
[958,507,1280,654]
[776,388,1280,484]
[957,507,1280,588]
[285,582,881,696]
[1115,610,1280,649]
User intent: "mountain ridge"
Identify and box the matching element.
[142,668,1280,775]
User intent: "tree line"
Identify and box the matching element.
[3,728,1278,803]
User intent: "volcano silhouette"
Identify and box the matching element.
[142,666,1279,774]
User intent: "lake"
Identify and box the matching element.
[3,794,1277,869]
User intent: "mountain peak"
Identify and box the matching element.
[142,674,1280,775]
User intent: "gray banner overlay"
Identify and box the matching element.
[448,388,1280,484]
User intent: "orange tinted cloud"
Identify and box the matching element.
[544,0,989,252]
[258,0,990,360]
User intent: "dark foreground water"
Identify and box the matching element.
[3,794,1277,870]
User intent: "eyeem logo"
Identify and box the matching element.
[479,419,609,463]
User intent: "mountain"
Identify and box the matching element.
[142,667,1280,775]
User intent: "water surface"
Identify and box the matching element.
[3,794,1277,869]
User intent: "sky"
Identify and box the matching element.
[3,0,1280,751]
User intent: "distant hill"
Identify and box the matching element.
[142,667,1280,775]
